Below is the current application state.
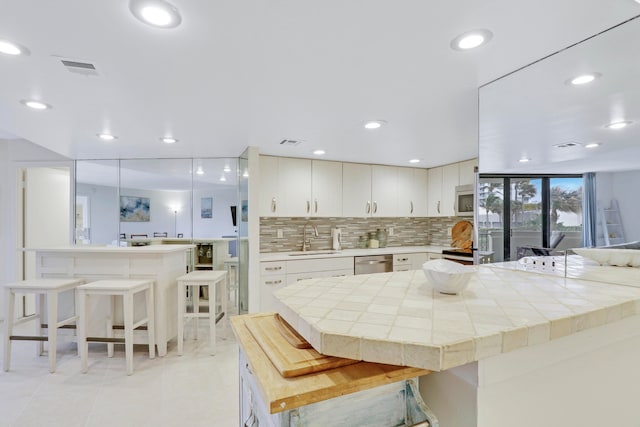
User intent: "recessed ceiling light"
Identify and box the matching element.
[129,0,182,28]
[567,73,601,85]
[219,176,227,182]
[364,120,386,129]
[313,149,326,155]
[223,165,231,172]
[242,170,249,178]
[585,142,602,149]
[20,100,52,110]
[195,167,204,175]
[450,29,493,51]
[409,159,421,164]
[160,136,177,144]
[97,133,117,141]
[519,157,530,163]
[605,120,633,130]
[0,39,29,56]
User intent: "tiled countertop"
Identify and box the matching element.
[260,245,451,262]
[274,265,640,371]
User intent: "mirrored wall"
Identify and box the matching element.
[75,157,249,314]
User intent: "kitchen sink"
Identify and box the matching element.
[288,251,341,256]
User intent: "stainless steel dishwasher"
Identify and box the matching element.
[354,254,393,274]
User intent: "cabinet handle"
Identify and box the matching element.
[398,257,408,262]
[373,201,378,214]
[314,199,318,214]
[332,274,347,277]
[366,201,371,214]
[265,280,283,285]
[306,200,310,214]
[437,200,440,214]
[265,266,282,271]
[271,197,277,213]
[296,277,313,281]
[410,201,414,214]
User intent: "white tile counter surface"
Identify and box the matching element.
[274,266,640,371]
[260,245,451,262]
[26,244,195,253]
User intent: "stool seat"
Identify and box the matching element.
[77,279,155,375]
[176,271,227,356]
[3,278,84,373]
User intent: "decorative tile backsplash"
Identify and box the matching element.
[260,216,469,252]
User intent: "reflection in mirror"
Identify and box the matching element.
[237,153,249,314]
[75,160,119,245]
[478,16,640,285]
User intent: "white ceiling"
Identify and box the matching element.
[1,1,639,168]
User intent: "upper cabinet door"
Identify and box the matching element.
[279,157,312,217]
[311,160,342,217]
[458,158,478,186]
[259,155,280,216]
[397,167,427,217]
[427,167,443,216]
[412,168,428,216]
[342,163,372,217]
[371,165,398,217]
[441,163,459,216]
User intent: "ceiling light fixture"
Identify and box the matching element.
[450,29,493,51]
[129,0,182,28]
[519,157,530,163]
[313,149,326,155]
[20,100,52,110]
[567,72,601,85]
[223,165,231,172]
[585,142,602,149]
[160,136,177,144]
[219,176,227,182]
[605,120,633,130]
[97,133,117,141]
[409,159,421,164]
[0,39,29,56]
[242,170,249,178]
[195,168,204,175]
[364,120,386,129]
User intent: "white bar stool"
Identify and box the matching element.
[3,278,84,373]
[77,279,155,376]
[223,257,239,305]
[176,270,227,356]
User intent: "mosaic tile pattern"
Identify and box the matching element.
[274,266,640,371]
[260,216,468,252]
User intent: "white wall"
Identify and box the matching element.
[76,183,119,244]
[119,188,191,238]
[596,170,640,242]
[193,187,238,238]
[0,140,9,287]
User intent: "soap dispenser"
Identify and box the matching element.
[332,228,342,251]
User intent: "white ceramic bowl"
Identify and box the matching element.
[422,259,475,295]
[573,248,640,267]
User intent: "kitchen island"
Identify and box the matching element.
[273,265,640,426]
[31,244,194,356]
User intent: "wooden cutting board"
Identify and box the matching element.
[451,220,473,249]
[244,313,358,378]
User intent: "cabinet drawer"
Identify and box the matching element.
[260,274,286,312]
[260,261,286,275]
[286,257,353,274]
[393,255,411,266]
[286,268,353,285]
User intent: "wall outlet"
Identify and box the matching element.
[447,227,452,237]
[276,229,283,239]
[388,227,394,236]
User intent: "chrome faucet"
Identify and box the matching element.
[302,222,318,251]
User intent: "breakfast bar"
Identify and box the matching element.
[270,265,640,426]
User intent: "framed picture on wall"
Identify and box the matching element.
[201,197,213,219]
[241,199,248,222]
[120,196,150,222]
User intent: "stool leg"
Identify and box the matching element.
[123,292,134,375]
[79,291,89,374]
[146,286,155,359]
[177,283,185,356]
[107,295,114,358]
[193,285,200,340]
[47,292,58,373]
[36,293,44,357]
[3,289,15,372]
[209,283,216,356]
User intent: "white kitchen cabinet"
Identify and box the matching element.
[397,168,428,217]
[393,252,428,271]
[260,261,287,312]
[278,157,312,217]
[311,160,342,217]
[342,163,373,217]
[458,158,478,186]
[428,163,459,217]
[259,155,280,216]
[371,165,398,216]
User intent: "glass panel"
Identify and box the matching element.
[550,177,583,252]
[478,178,504,262]
[510,178,542,260]
[237,153,249,314]
[75,160,119,245]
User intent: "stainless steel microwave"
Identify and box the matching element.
[454,184,474,216]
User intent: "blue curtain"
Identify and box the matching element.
[582,172,597,247]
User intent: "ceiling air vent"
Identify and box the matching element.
[553,141,581,148]
[279,139,303,147]
[60,59,99,76]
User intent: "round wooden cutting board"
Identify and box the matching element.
[451,220,473,249]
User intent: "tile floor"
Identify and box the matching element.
[0,318,239,427]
